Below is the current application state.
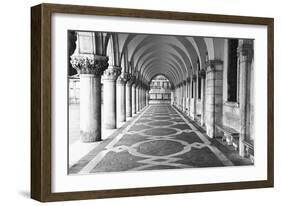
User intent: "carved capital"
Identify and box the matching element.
[237,42,253,63]
[192,74,197,80]
[198,69,206,79]
[137,81,144,88]
[124,73,132,82]
[102,66,121,81]
[117,72,131,85]
[183,80,187,85]
[127,75,136,86]
[206,59,223,72]
[70,54,109,76]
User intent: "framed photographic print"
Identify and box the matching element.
[31,3,274,202]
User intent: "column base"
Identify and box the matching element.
[104,123,116,129]
[206,124,215,138]
[80,130,102,142]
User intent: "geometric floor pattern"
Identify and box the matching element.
[69,104,252,174]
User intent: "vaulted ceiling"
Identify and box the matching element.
[69,31,226,87]
[115,33,211,86]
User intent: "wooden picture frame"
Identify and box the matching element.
[31,3,274,202]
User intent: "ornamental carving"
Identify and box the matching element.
[133,79,140,87]
[102,66,121,81]
[192,74,197,80]
[70,54,109,76]
[117,72,131,84]
[127,75,136,86]
[237,42,253,62]
[206,59,223,72]
[198,69,206,79]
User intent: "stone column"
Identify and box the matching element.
[178,85,181,108]
[199,70,206,126]
[71,54,109,142]
[174,86,176,105]
[139,84,143,110]
[177,85,180,107]
[142,87,145,108]
[171,90,174,105]
[186,77,190,115]
[146,89,149,106]
[179,83,182,110]
[136,84,139,112]
[141,87,144,109]
[102,66,121,129]
[132,83,137,114]
[205,60,223,138]
[126,75,135,117]
[185,80,188,113]
[191,75,197,120]
[116,72,129,122]
[187,79,191,116]
[175,85,178,107]
[143,87,146,107]
[182,81,187,112]
[238,40,253,156]
[139,86,142,110]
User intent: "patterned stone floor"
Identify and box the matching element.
[69,104,252,174]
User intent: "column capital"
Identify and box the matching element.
[117,72,131,85]
[198,69,206,79]
[70,54,109,76]
[135,79,142,87]
[127,75,136,86]
[102,66,121,81]
[183,80,187,85]
[192,74,197,80]
[237,41,253,62]
[206,59,223,72]
[132,82,137,88]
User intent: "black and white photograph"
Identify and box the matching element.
[67,31,254,174]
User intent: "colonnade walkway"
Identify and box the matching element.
[69,104,252,174]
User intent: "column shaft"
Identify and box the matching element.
[200,77,206,126]
[126,84,132,117]
[136,86,139,112]
[103,79,117,128]
[80,75,101,142]
[132,84,136,114]
[117,80,126,122]
[146,90,149,106]
[205,60,223,138]
[238,41,253,157]
[188,80,191,116]
[182,82,186,112]
[102,66,121,128]
[191,77,197,120]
